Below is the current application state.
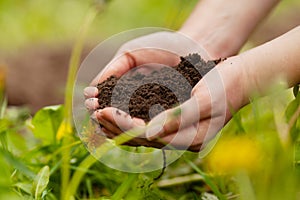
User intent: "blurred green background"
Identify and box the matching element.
[0,0,197,51]
[0,1,299,199]
[0,0,299,51]
[0,0,299,112]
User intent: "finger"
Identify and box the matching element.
[85,98,100,111]
[101,127,139,146]
[158,121,208,152]
[191,80,212,117]
[92,110,123,135]
[145,70,225,141]
[159,116,224,152]
[191,67,227,119]
[84,86,99,98]
[100,107,146,133]
[101,127,117,139]
[146,97,202,140]
[90,49,180,86]
[101,123,164,148]
[90,52,136,86]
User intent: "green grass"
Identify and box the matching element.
[1,0,300,199]
[1,41,299,199]
[0,85,299,199]
[0,0,197,52]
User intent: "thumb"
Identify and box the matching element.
[145,97,201,140]
[90,52,136,86]
[90,49,180,86]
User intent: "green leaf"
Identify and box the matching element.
[0,152,13,188]
[285,93,300,122]
[295,140,300,164]
[111,174,138,200]
[290,118,300,142]
[0,148,35,179]
[285,93,300,141]
[0,97,7,119]
[32,166,50,200]
[14,182,32,195]
[31,105,64,144]
[125,175,162,200]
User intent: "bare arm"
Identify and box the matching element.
[238,25,300,105]
[85,0,280,89]
[180,0,280,59]
[145,26,300,150]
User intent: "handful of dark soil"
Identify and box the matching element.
[96,53,218,122]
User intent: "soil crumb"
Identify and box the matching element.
[96,53,217,122]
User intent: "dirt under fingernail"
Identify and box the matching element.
[96,53,218,122]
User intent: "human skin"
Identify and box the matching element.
[86,26,300,151]
[179,0,279,59]
[86,0,279,90]
[84,0,295,151]
[145,26,300,148]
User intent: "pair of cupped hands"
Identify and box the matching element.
[84,31,246,152]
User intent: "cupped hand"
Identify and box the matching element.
[140,26,300,151]
[84,31,217,151]
[143,57,247,151]
[86,55,247,152]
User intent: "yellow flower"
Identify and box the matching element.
[56,119,73,140]
[204,135,263,175]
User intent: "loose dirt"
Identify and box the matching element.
[96,53,218,122]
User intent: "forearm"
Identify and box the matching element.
[179,0,280,59]
[240,26,300,102]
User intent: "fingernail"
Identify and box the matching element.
[84,98,99,110]
[84,87,98,98]
[146,124,163,140]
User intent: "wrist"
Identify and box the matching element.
[216,56,250,114]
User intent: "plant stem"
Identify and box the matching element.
[60,7,99,200]
[156,173,204,188]
[111,173,137,200]
[156,137,226,199]
[64,154,97,199]
[65,127,146,198]
[65,125,223,199]
[185,159,226,200]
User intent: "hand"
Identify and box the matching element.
[85,54,247,151]
[84,31,210,150]
[140,26,300,151]
[85,26,300,151]
[144,57,247,151]
[87,31,209,86]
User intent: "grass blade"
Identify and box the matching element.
[60,6,99,200]
[32,166,50,200]
[111,174,137,200]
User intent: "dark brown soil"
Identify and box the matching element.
[96,53,217,122]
